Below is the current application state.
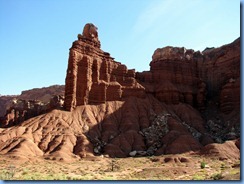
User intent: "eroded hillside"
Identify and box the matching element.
[0,24,240,162]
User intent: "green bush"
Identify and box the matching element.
[192,174,205,180]
[211,173,223,180]
[200,161,206,169]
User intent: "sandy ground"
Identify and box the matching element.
[0,151,240,180]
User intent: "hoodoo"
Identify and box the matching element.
[64,23,145,111]
[64,24,240,115]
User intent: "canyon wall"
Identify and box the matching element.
[136,47,206,111]
[0,24,239,159]
[136,38,240,113]
[65,23,240,115]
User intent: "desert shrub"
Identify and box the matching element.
[211,173,223,180]
[192,174,205,180]
[110,158,120,172]
[200,161,206,169]
[0,165,16,180]
[0,170,12,180]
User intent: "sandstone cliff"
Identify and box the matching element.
[64,23,144,111]
[64,24,240,116]
[0,24,240,159]
[136,38,240,113]
[63,23,240,157]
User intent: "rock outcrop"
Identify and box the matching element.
[64,23,145,111]
[136,38,240,113]
[19,85,64,103]
[200,38,240,99]
[220,78,240,114]
[62,24,240,158]
[0,85,64,117]
[136,47,206,110]
[0,95,17,117]
[0,95,64,128]
[0,23,240,160]
[64,24,240,116]
[0,85,65,127]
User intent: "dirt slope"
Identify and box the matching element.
[0,95,210,160]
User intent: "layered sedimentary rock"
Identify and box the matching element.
[64,23,145,111]
[136,38,240,112]
[0,24,240,160]
[0,85,64,117]
[61,23,240,157]
[64,24,240,115]
[0,85,65,127]
[220,78,240,114]
[0,95,17,117]
[199,38,240,99]
[0,95,64,128]
[0,97,208,159]
[136,47,206,110]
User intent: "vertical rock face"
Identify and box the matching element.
[201,38,240,114]
[61,23,239,157]
[0,24,240,159]
[199,38,240,99]
[219,78,240,114]
[136,38,240,113]
[65,23,240,116]
[136,47,207,110]
[64,23,145,111]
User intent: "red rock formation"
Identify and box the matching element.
[0,23,240,160]
[19,85,64,103]
[65,24,240,116]
[62,23,240,157]
[136,47,206,111]
[64,23,145,111]
[200,140,240,160]
[0,95,17,117]
[0,95,64,128]
[199,38,240,98]
[0,97,208,159]
[136,38,240,113]
[0,85,64,117]
[219,78,240,114]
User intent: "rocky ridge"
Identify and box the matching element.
[0,85,64,116]
[0,85,64,127]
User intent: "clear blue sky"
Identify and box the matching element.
[0,0,240,95]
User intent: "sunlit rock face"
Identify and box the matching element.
[65,23,240,115]
[0,24,238,159]
[136,38,240,112]
[136,46,206,110]
[64,23,145,111]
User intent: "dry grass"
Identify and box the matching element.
[0,154,240,180]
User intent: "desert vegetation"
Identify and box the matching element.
[0,153,239,180]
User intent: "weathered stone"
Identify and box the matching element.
[129,150,137,157]
[0,95,65,127]
[64,23,145,111]
[136,38,240,114]
[0,23,240,159]
[220,78,240,114]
